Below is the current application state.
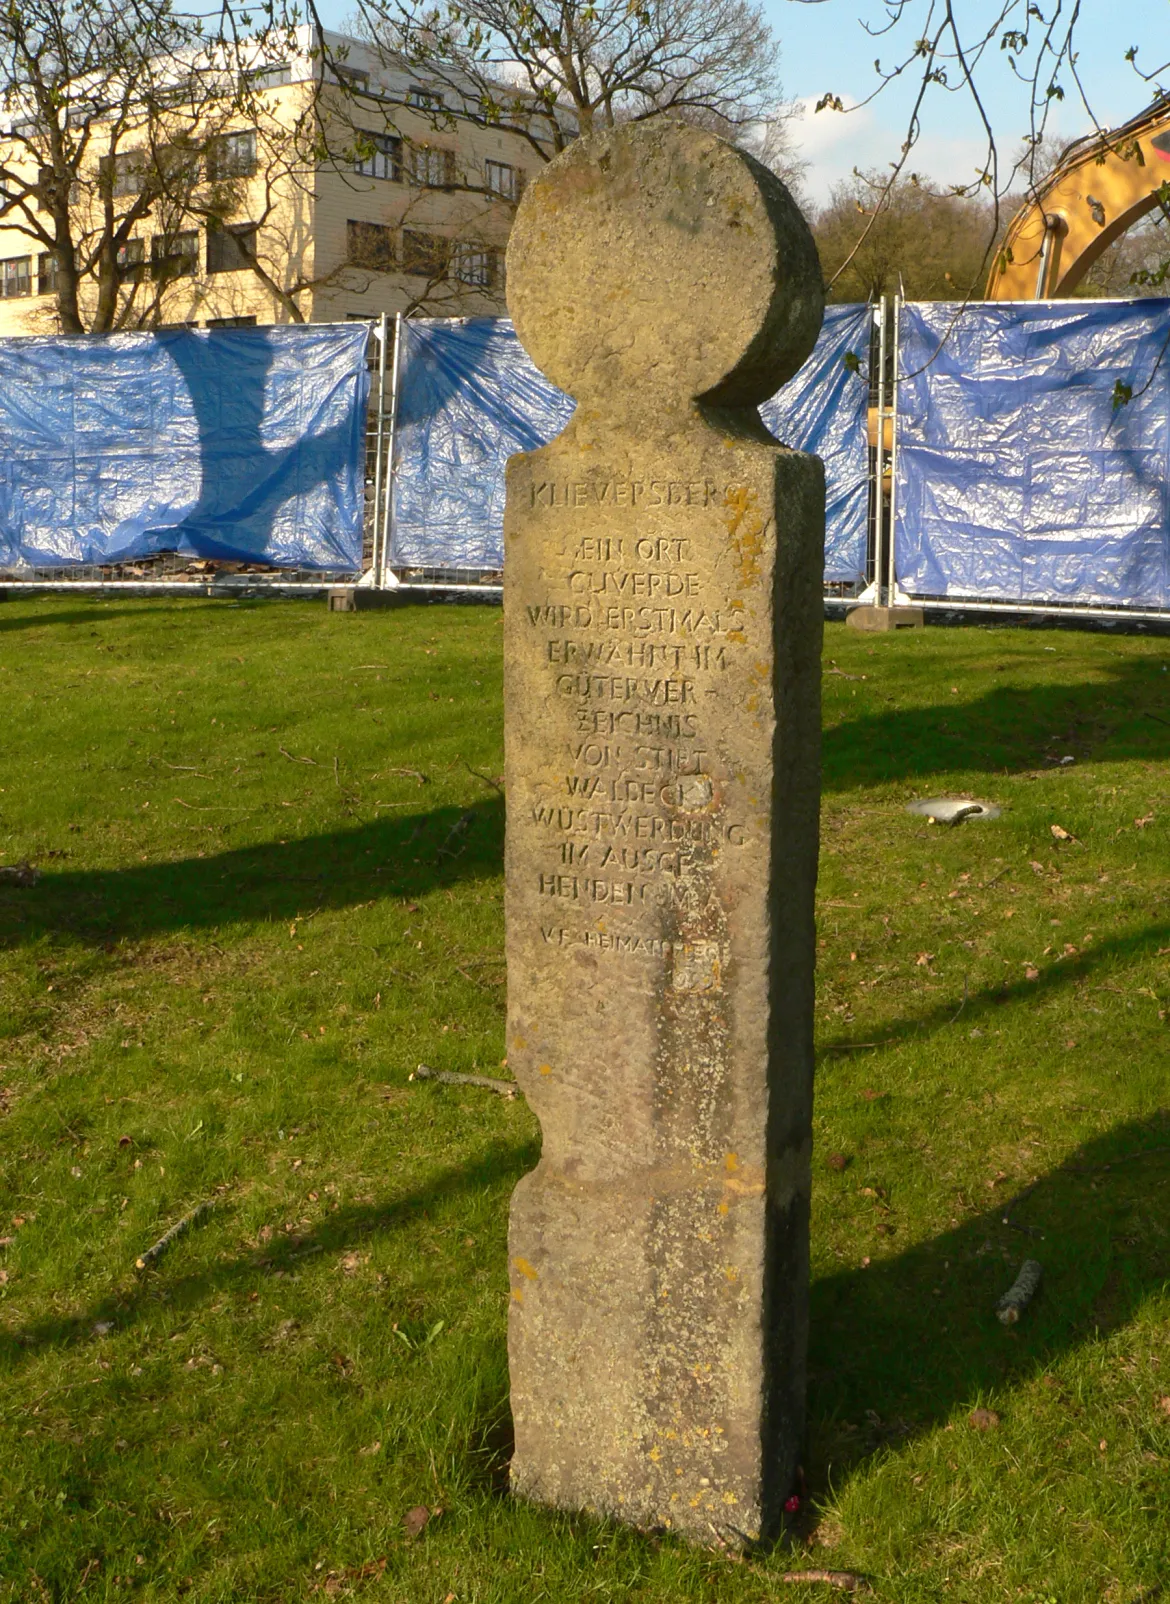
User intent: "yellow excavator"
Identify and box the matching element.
[986,96,1170,299]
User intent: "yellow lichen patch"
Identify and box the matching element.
[513,1256,539,1281]
[511,1288,524,1304]
[539,1063,553,1076]
[724,1152,740,1173]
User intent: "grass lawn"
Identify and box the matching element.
[0,594,1168,1604]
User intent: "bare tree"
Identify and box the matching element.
[0,0,313,332]
[345,0,795,174]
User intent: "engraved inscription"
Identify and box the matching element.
[530,479,747,510]
[521,466,758,929]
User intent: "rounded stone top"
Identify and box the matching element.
[506,120,825,411]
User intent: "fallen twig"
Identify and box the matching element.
[135,1200,214,1271]
[411,1064,518,1099]
[996,1259,1043,1325]
[821,1040,896,1053]
[279,746,316,765]
[827,664,866,682]
[436,810,475,858]
[0,861,38,886]
[458,755,505,796]
[161,762,209,776]
[780,1572,872,1594]
[1001,1179,1044,1238]
[380,766,429,785]
[948,975,969,1025]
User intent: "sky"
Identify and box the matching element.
[769,0,1169,205]
[314,0,1168,207]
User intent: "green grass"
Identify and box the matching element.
[0,595,1167,1604]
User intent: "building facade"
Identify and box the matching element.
[0,29,552,335]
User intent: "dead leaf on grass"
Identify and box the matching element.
[1050,824,1077,842]
[403,1505,435,1540]
[968,1408,1000,1431]
[1135,814,1155,828]
[358,1441,381,1457]
[915,952,934,966]
[1157,1395,1170,1417]
[1024,965,1040,981]
[338,1252,368,1276]
[320,1557,387,1596]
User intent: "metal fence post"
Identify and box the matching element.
[368,312,389,585]
[887,293,901,605]
[379,313,403,589]
[873,296,888,604]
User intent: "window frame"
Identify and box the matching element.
[149,229,199,283]
[485,158,518,201]
[451,242,495,288]
[354,130,403,183]
[0,255,32,298]
[206,129,258,183]
[407,144,454,189]
[206,222,258,274]
[346,218,397,272]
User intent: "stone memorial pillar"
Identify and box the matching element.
[502,120,825,1547]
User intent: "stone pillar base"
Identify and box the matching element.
[846,604,925,632]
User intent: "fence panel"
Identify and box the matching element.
[895,300,1170,610]
[389,310,871,582]
[0,323,370,574]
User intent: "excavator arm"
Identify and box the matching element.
[986,97,1170,299]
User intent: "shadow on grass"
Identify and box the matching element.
[819,914,1170,1059]
[807,1109,1170,1488]
[0,603,193,634]
[823,650,1170,789]
[0,796,504,948]
[0,1134,537,1372]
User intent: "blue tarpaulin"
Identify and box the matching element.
[0,323,370,572]
[896,299,1170,608]
[760,302,872,583]
[390,309,871,581]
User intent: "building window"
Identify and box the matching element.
[116,238,144,281]
[150,230,198,282]
[451,242,496,288]
[0,256,31,298]
[354,130,402,182]
[243,63,290,90]
[347,219,396,271]
[38,251,58,294]
[408,145,454,188]
[206,130,257,181]
[207,315,257,328]
[402,229,449,279]
[332,64,370,90]
[485,159,518,201]
[407,86,443,110]
[206,222,257,273]
[104,150,147,198]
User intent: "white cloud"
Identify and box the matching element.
[789,93,1006,210]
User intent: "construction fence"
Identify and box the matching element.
[2,300,1170,622]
